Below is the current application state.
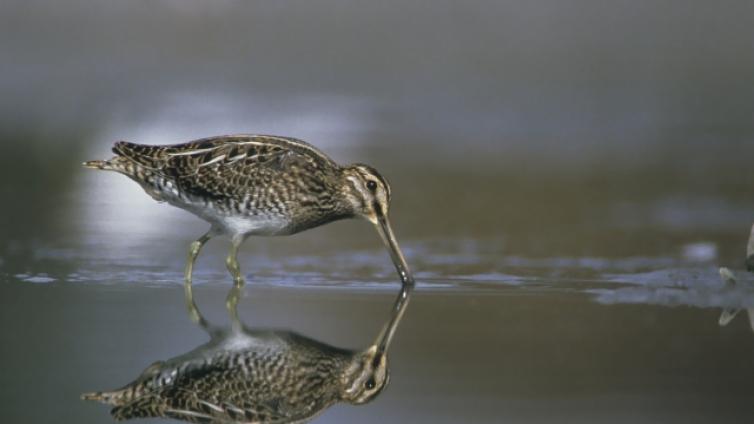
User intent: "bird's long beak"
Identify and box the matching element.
[372,207,414,355]
[374,209,414,288]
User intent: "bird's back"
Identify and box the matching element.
[111,134,337,172]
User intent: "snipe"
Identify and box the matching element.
[84,135,414,287]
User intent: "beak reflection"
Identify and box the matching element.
[372,207,414,356]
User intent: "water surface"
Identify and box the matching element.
[3,230,754,423]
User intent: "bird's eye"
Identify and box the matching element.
[366,180,378,192]
[365,377,376,390]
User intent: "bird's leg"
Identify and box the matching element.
[225,237,245,288]
[225,238,245,314]
[183,229,215,299]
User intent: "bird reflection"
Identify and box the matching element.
[82,281,412,423]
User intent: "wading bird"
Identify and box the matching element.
[84,135,414,288]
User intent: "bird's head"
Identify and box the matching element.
[342,164,392,224]
[341,345,390,404]
[342,164,414,287]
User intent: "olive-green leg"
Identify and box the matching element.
[225,238,244,287]
[185,231,214,284]
[184,230,214,325]
[225,237,245,314]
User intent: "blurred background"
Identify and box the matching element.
[1,1,754,423]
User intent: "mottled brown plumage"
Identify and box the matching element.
[84,134,414,288]
[89,135,353,234]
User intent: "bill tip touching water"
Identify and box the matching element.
[83,134,414,289]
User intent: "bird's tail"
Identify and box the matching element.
[83,389,163,420]
[82,159,113,170]
[83,156,133,172]
[81,389,122,405]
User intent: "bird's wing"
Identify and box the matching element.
[113,135,338,199]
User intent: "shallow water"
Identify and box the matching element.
[3,220,754,423]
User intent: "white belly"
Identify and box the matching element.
[218,215,291,237]
[139,178,293,238]
[160,194,291,238]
